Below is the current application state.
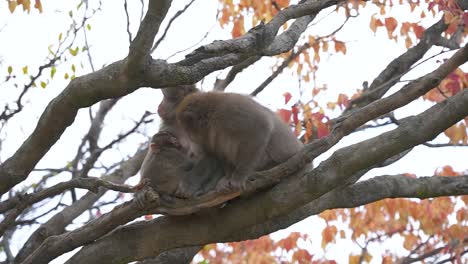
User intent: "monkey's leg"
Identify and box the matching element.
[217,136,271,193]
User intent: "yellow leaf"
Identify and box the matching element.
[7,66,13,74]
[40,81,46,89]
[69,47,79,56]
[363,252,373,263]
[22,66,28,74]
[349,255,360,264]
[405,36,413,49]
[58,33,63,41]
[22,0,31,12]
[8,0,18,13]
[64,73,69,79]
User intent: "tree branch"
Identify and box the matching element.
[127,0,172,69]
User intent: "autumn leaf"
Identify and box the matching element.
[321,225,337,249]
[34,0,42,13]
[369,15,383,33]
[405,36,413,48]
[444,123,468,144]
[385,17,398,38]
[292,249,313,263]
[291,104,299,124]
[8,0,18,13]
[283,92,292,104]
[277,109,292,123]
[334,40,347,54]
[231,15,245,38]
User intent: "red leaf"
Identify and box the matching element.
[277,109,292,123]
[385,17,398,35]
[291,105,299,124]
[283,92,292,104]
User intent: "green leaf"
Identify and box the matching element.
[40,81,47,89]
[68,10,73,17]
[71,75,75,80]
[87,24,91,31]
[71,64,76,72]
[7,66,13,74]
[22,66,28,74]
[64,73,69,80]
[58,32,63,41]
[69,47,79,56]
[51,67,56,79]
[48,45,55,55]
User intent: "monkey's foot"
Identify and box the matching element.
[134,186,160,210]
[215,177,245,194]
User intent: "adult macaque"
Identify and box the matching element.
[137,131,224,199]
[176,91,303,192]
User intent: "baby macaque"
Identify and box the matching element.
[176,91,303,192]
[138,131,224,200]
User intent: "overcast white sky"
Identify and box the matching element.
[0,0,467,263]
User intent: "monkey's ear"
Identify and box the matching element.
[150,143,158,152]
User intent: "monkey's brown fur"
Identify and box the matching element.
[176,92,303,192]
[139,121,225,201]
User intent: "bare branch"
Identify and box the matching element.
[151,0,197,53]
[0,178,134,237]
[214,56,261,91]
[124,0,133,44]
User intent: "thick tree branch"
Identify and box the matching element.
[14,149,146,263]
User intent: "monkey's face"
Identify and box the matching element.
[151,132,182,153]
[157,98,177,122]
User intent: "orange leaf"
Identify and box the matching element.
[321,225,337,249]
[275,0,290,8]
[403,233,419,250]
[385,17,398,38]
[412,24,425,39]
[444,123,468,144]
[337,93,349,109]
[34,0,42,12]
[232,15,245,38]
[369,15,383,33]
[334,40,347,55]
[292,249,313,264]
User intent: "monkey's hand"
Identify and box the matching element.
[134,185,160,210]
[174,181,201,199]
